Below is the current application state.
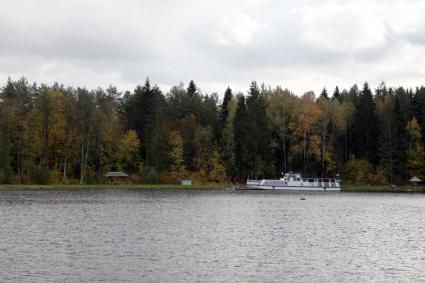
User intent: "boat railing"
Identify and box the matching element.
[247,177,341,187]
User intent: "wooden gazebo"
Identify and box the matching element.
[409,176,422,186]
[104,171,129,184]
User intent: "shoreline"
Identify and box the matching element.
[0,184,227,190]
[0,184,424,193]
[341,185,425,193]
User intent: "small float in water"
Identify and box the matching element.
[246,172,341,191]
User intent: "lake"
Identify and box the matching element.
[1,189,425,282]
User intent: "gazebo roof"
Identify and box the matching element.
[409,176,422,182]
[104,171,129,177]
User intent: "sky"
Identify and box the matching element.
[1,0,425,97]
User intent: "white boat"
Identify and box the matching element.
[246,172,341,191]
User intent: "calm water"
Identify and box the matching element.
[1,189,425,282]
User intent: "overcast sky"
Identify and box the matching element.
[1,0,425,96]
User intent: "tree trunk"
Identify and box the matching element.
[62,154,67,183]
[80,137,90,184]
[322,140,325,177]
[303,131,307,174]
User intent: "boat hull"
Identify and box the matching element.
[246,185,340,191]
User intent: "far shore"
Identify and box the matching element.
[0,184,425,193]
[0,184,227,190]
[341,184,425,193]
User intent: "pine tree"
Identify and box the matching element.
[393,87,412,182]
[222,98,236,180]
[186,80,197,97]
[219,87,233,126]
[233,94,249,180]
[352,82,379,164]
[375,87,396,182]
[332,86,341,101]
[246,81,272,178]
[320,88,329,99]
[126,78,165,171]
[0,79,15,183]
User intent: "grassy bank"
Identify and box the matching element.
[0,184,227,190]
[341,184,425,193]
[1,183,425,193]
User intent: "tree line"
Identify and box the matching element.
[0,77,424,184]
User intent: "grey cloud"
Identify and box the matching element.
[1,0,425,96]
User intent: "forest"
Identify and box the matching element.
[0,77,424,185]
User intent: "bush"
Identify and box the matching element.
[50,169,63,184]
[344,156,371,184]
[1,166,13,184]
[344,157,390,185]
[159,170,188,184]
[139,166,159,184]
[368,166,389,185]
[31,166,51,184]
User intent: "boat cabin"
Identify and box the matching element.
[278,172,339,187]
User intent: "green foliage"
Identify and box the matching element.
[352,83,379,164]
[369,166,389,185]
[265,86,299,174]
[208,149,227,183]
[31,166,51,185]
[233,94,249,179]
[245,81,272,178]
[344,156,372,184]
[0,77,424,185]
[406,118,425,179]
[119,130,142,173]
[221,98,236,179]
[139,166,159,184]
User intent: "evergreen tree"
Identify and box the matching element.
[233,94,249,180]
[332,86,341,101]
[219,87,233,126]
[352,82,379,164]
[246,81,272,178]
[0,79,15,183]
[186,80,197,97]
[412,87,425,144]
[320,88,329,99]
[217,87,233,144]
[126,78,166,172]
[221,98,237,180]
[392,88,412,182]
[375,86,396,182]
